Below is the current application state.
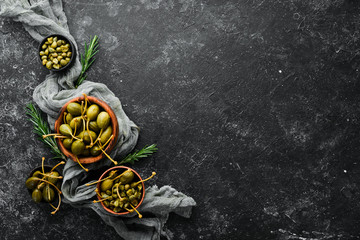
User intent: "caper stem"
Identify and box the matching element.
[98,144,118,165]
[51,161,65,172]
[41,157,45,175]
[116,183,126,202]
[75,155,89,172]
[33,177,62,194]
[93,196,112,203]
[89,128,103,148]
[133,172,156,186]
[63,112,67,124]
[39,172,63,179]
[130,203,142,218]
[50,191,62,215]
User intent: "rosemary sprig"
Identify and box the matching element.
[75,35,99,88]
[118,144,158,165]
[26,103,66,160]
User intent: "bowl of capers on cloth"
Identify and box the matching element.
[54,95,119,166]
[38,34,75,71]
[93,166,156,216]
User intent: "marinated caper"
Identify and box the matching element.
[32,189,42,203]
[97,111,110,129]
[40,36,71,70]
[67,102,82,116]
[42,184,55,202]
[71,140,85,155]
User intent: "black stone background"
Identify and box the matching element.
[1,0,360,239]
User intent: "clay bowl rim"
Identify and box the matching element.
[96,166,145,216]
[54,96,119,164]
[38,34,76,72]
[27,165,62,202]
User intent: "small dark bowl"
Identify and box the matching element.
[27,165,63,201]
[38,34,76,72]
[96,166,145,216]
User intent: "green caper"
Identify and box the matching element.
[59,124,73,136]
[52,52,58,57]
[126,189,133,196]
[44,48,49,55]
[71,140,85,155]
[103,201,110,207]
[120,170,134,184]
[57,56,63,61]
[89,121,100,133]
[97,111,110,129]
[67,102,82,116]
[86,104,100,121]
[56,47,62,52]
[47,37,53,43]
[61,52,67,57]
[100,126,112,145]
[83,130,97,144]
[49,47,55,53]
[90,145,102,156]
[60,59,67,66]
[65,57,71,62]
[65,112,73,124]
[42,59,47,65]
[53,36,58,42]
[46,61,53,69]
[39,51,45,56]
[42,185,55,202]
[63,138,72,149]
[120,192,126,198]
[69,116,82,129]
[56,40,62,46]
[42,44,47,49]
[112,194,118,200]
[124,184,130,191]
[114,199,120,207]
[119,185,125,191]
[106,190,112,195]
[53,64,60,69]
[32,189,42,203]
[32,170,42,178]
[124,202,130,208]
[25,177,40,190]
[47,171,59,184]
[67,52,72,57]
[41,55,47,60]
[53,58,59,64]
[100,179,114,192]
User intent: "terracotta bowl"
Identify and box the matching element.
[54,96,119,164]
[97,166,145,215]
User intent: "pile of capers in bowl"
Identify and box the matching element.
[39,35,73,70]
[25,158,64,214]
[43,94,117,171]
[88,167,156,217]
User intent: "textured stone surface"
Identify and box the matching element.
[1,0,360,239]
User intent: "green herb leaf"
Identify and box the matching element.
[25,103,66,160]
[118,144,158,165]
[75,35,99,88]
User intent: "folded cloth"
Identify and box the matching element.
[0,1,196,239]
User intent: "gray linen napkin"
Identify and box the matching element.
[0,1,196,239]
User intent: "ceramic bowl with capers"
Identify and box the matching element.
[38,34,76,71]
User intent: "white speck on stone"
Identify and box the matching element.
[278,70,282,73]
[344,170,347,173]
